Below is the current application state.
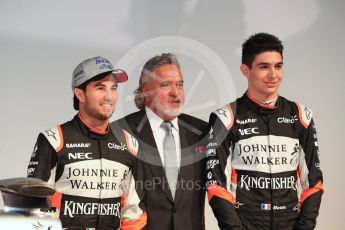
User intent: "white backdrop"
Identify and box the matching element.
[0,0,344,229]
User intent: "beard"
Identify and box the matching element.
[151,99,183,119]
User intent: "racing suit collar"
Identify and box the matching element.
[244,92,280,114]
[74,114,111,139]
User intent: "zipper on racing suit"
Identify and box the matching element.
[267,114,275,230]
[96,139,103,228]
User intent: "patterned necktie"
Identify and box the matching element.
[161,121,178,199]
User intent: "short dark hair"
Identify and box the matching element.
[73,71,113,110]
[242,32,284,68]
[134,53,180,109]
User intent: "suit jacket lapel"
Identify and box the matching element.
[174,119,197,204]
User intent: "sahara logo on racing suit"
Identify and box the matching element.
[236,118,257,124]
[66,143,91,148]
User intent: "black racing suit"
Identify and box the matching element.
[206,93,323,230]
[27,114,146,230]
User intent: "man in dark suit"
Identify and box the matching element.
[112,53,207,230]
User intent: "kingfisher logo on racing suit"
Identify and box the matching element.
[239,175,296,191]
[63,200,121,218]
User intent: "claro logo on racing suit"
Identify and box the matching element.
[239,175,296,191]
[108,142,127,151]
[63,200,120,218]
[277,115,298,124]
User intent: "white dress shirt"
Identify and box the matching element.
[145,107,181,168]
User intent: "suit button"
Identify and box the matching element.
[173,207,177,213]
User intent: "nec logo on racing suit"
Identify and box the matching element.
[68,152,93,160]
[277,115,298,124]
[239,127,259,136]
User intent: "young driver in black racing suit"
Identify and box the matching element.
[27,56,147,230]
[206,33,323,230]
